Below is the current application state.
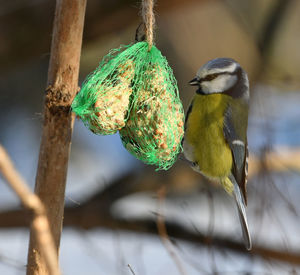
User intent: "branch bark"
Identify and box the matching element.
[26,1,87,274]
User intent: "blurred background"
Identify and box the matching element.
[1,0,300,274]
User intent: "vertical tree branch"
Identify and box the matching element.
[27,0,87,274]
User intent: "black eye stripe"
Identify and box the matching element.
[200,73,220,82]
[199,71,237,83]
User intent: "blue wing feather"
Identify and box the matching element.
[223,103,248,204]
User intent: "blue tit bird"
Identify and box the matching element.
[183,58,251,250]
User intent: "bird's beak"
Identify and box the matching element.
[189,77,199,86]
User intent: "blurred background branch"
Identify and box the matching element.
[0,147,300,266]
[0,145,60,275]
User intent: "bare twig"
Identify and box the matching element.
[0,145,60,275]
[27,0,87,274]
[156,186,187,275]
[127,264,136,275]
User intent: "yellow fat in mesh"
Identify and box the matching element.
[120,64,184,169]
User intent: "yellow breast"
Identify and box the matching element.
[185,93,233,179]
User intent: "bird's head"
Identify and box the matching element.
[189,58,249,100]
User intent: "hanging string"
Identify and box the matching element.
[141,0,155,50]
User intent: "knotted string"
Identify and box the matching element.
[141,0,155,51]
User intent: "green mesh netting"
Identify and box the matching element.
[72,41,184,170]
[119,42,184,169]
[72,44,135,135]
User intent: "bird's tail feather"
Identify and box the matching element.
[231,177,252,250]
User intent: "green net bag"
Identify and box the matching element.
[71,45,135,135]
[119,41,184,170]
[72,40,184,169]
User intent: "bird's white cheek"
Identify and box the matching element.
[201,75,237,93]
